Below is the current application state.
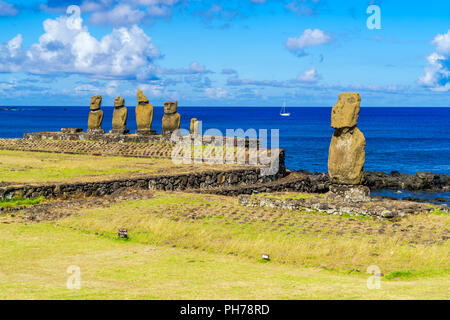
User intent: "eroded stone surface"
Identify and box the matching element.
[111,96,128,133]
[135,89,154,133]
[190,118,199,135]
[325,184,370,203]
[239,193,448,219]
[331,92,361,129]
[88,95,104,131]
[162,101,181,135]
[328,127,366,185]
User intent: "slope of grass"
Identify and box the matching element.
[0,150,243,185]
[0,196,46,209]
[0,222,448,300]
[55,192,449,278]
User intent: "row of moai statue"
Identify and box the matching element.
[87,89,184,136]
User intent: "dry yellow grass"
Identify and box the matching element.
[51,191,449,278]
[0,222,448,300]
[0,150,245,186]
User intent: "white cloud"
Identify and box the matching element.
[285,0,323,17]
[105,80,119,96]
[431,30,450,55]
[74,84,100,94]
[285,28,332,57]
[80,0,181,26]
[90,4,146,26]
[0,34,25,72]
[419,30,450,92]
[205,87,228,99]
[0,13,161,79]
[0,0,18,16]
[138,83,165,97]
[159,62,213,75]
[296,67,320,83]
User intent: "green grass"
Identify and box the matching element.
[0,150,243,185]
[0,196,46,209]
[255,192,316,200]
[54,192,449,279]
[1,222,448,299]
[432,208,450,216]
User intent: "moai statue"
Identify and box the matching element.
[87,95,104,134]
[326,92,369,202]
[162,101,181,135]
[135,89,155,135]
[190,118,200,135]
[110,96,129,134]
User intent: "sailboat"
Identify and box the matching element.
[280,101,290,117]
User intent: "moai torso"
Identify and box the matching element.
[112,96,128,130]
[88,95,104,130]
[162,101,181,135]
[190,118,199,135]
[328,92,366,185]
[135,89,154,132]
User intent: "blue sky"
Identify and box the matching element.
[0,0,449,106]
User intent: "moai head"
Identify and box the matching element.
[164,101,178,114]
[114,96,125,108]
[331,92,361,129]
[137,89,149,104]
[90,95,102,111]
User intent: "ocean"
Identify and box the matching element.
[0,106,449,175]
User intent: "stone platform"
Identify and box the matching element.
[0,167,280,201]
[0,139,174,159]
[238,193,449,219]
[24,130,262,148]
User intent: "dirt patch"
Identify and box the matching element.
[1,188,155,223]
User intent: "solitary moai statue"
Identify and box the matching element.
[190,118,200,135]
[135,89,155,135]
[327,92,369,202]
[110,96,128,134]
[87,95,104,133]
[162,101,181,135]
[328,92,366,185]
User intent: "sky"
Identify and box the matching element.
[0,0,449,107]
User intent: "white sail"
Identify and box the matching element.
[280,101,290,116]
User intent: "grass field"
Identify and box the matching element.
[0,222,448,300]
[0,150,244,185]
[1,190,448,299]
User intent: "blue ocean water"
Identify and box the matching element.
[0,106,449,174]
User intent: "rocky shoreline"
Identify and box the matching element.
[295,169,449,193]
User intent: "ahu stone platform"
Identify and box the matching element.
[0,139,174,159]
[23,130,262,148]
[0,167,280,201]
[238,193,449,219]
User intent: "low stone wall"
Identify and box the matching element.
[23,131,262,148]
[238,194,448,219]
[209,170,449,196]
[0,168,281,201]
[201,172,329,196]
